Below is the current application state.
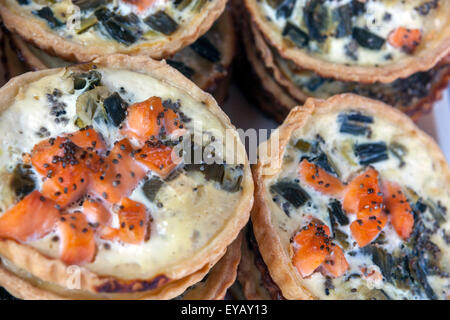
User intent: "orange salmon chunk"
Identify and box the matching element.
[91,139,146,204]
[350,212,387,248]
[0,191,60,242]
[292,222,331,277]
[135,142,178,178]
[101,198,149,244]
[388,27,422,53]
[41,163,89,208]
[382,181,414,240]
[298,159,345,198]
[123,97,182,143]
[57,212,96,265]
[31,137,67,176]
[343,167,384,218]
[322,245,349,278]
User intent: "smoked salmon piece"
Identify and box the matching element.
[57,212,96,265]
[135,142,178,178]
[0,191,60,242]
[83,198,111,226]
[31,137,67,176]
[298,159,345,198]
[91,139,146,204]
[388,27,422,53]
[122,0,159,12]
[66,127,106,154]
[292,221,332,277]
[101,198,149,244]
[350,212,387,248]
[382,181,414,240]
[322,245,349,278]
[123,96,183,143]
[41,163,89,208]
[343,167,384,218]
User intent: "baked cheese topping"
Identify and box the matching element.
[0,65,245,281]
[265,108,449,299]
[258,0,445,66]
[7,0,216,48]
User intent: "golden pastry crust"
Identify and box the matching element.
[0,235,242,300]
[0,54,253,299]
[0,0,227,62]
[244,0,450,83]
[251,94,450,300]
[182,233,243,300]
[237,231,271,300]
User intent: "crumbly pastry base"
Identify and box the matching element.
[0,0,227,61]
[244,0,450,83]
[183,233,243,300]
[251,94,450,300]
[237,229,271,300]
[0,54,253,299]
[0,235,242,300]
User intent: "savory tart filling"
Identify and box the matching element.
[263,102,449,299]
[0,0,226,61]
[256,0,446,66]
[0,60,251,297]
[10,0,207,46]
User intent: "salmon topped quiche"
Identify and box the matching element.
[244,0,450,82]
[0,0,227,61]
[0,55,253,299]
[251,94,450,299]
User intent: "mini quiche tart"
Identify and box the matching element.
[240,15,450,122]
[1,8,235,104]
[252,94,450,300]
[0,0,227,61]
[244,0,450,83]
[0,54,253,299]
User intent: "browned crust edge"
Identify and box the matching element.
[182,233,243,300]
[251,93,450,300]
[244,0,450,84]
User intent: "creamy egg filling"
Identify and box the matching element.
[257,0,444,66]
[9,0,212,47]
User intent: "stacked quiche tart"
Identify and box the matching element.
[239,94,450,300]
[0,0,235,103]
[237,0,450,122]
[0,55,253,299]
